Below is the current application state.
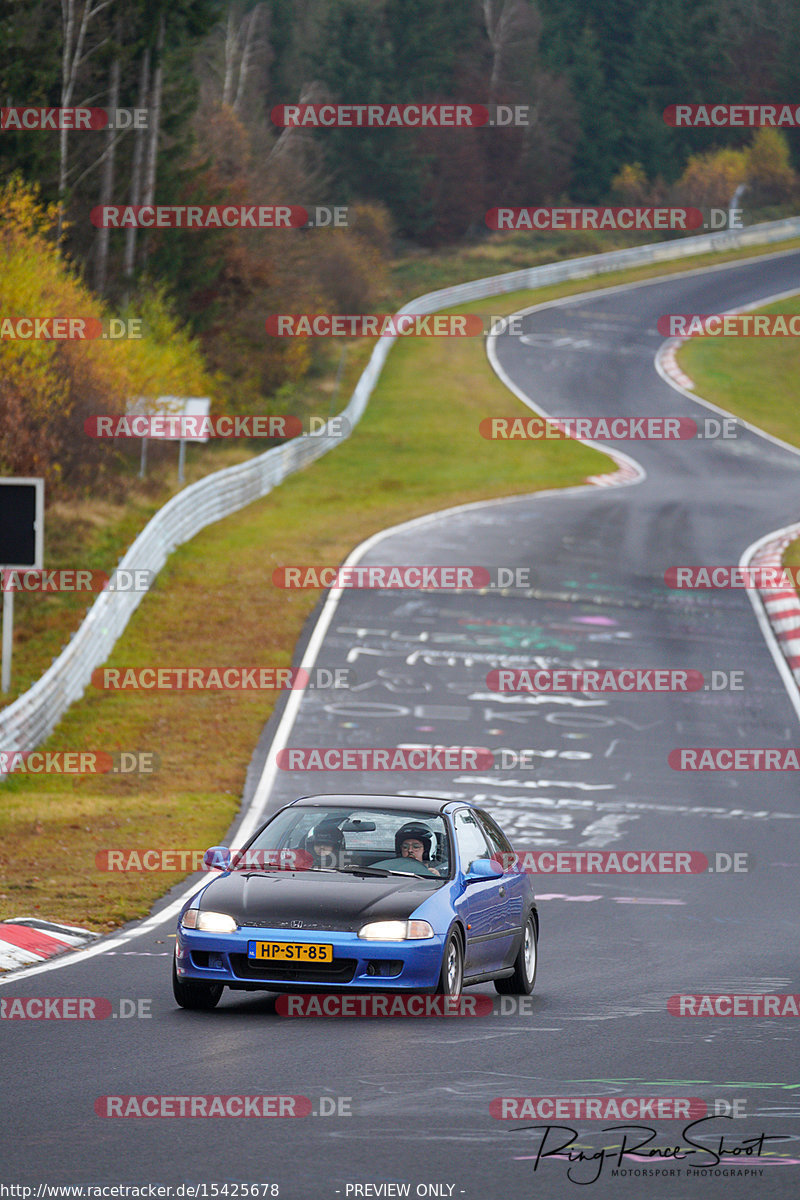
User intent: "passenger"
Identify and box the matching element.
[305,819,345,868]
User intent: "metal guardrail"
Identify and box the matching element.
[2,216,799,762]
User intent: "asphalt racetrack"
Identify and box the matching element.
[3,248,800,1198]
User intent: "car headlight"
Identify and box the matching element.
[358,920,434,941]
[181,909,237,933]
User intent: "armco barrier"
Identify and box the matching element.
[1,216,799,766]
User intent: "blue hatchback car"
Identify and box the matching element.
[173,793,538,1009]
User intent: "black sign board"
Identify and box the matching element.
[0,478,44,568]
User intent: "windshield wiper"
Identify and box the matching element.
[337,865,393,876]
[338,868,438,878]
[337,865,429,878]
[233,865,338,874]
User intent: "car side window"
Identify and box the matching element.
[453,810,492,873]
[475,809,513,857]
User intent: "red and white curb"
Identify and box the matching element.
[0,918,98,971]
[659,338,695,390]
[585,460,641,488]
[747,525,800,682]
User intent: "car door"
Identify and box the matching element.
[452,808,507,976]
[474,808,523,968]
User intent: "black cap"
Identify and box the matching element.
[308,819,344,850]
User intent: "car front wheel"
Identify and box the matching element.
[172,958,223,1010]
[494,914,537,995]
[434,930,464,999]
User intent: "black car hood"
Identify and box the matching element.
[198,870,442,931]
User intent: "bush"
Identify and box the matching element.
[312,226,386,313]
[0,177,213,495]
[746,128,797,204]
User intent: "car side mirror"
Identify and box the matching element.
[464,858,503,883]
[203,845,231,871]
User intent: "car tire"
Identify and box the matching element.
[494,913,537,995]
[434,929,464,999]
[172,958,223,1010]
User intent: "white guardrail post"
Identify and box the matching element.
[1,216,799,766]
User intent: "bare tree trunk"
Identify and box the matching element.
[93,49,120,294]
[268,78,326,163]
[139,13,165,270]
[482,0,535,101]
[123,46,150,287]
[233,6,261,113]
[59,0,80,240]
[222,6,237,107]
[58,0,114,241]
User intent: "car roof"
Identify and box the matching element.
[288,792,469,816]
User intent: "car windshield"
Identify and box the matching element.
[237,806,451,879]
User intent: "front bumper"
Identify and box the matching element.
[175,926,445,992]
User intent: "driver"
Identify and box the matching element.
[373,822,442,876]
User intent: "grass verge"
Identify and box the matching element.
[676,294,800,581]
[677,295,800,446]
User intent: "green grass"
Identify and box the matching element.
[678,295,800,447]
[785,540,800,575]
[3,234,800,934]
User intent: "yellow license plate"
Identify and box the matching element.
[250,941,333,963]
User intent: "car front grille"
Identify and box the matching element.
[229,954,357,984]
